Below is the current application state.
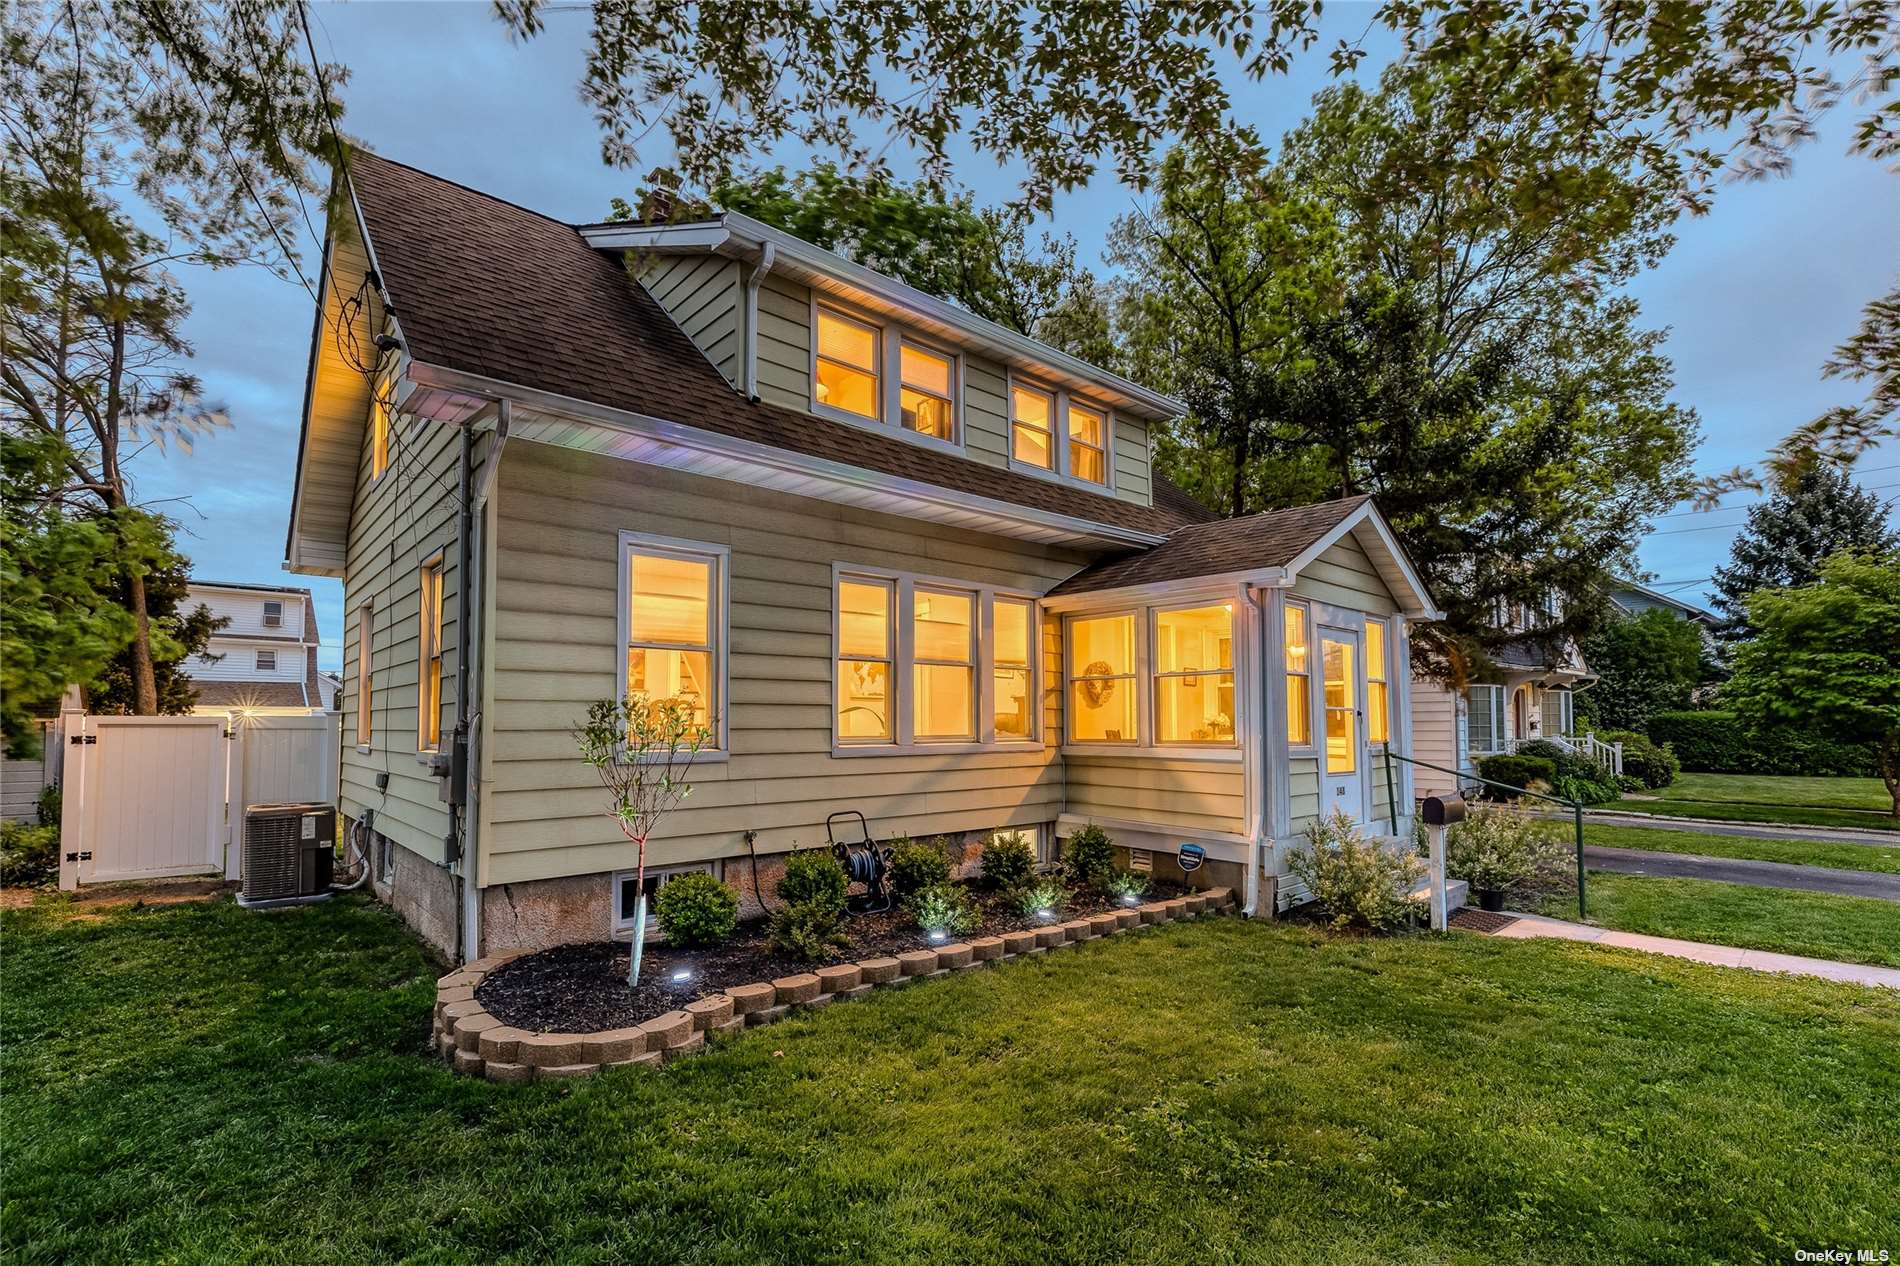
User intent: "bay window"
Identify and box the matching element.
[912,587,976,740]
[992,597,1034,740]
[836,578,895,742]
[815,308,880,420]
[1153,604,1235,745]
[620,534,726,751]
[1285,602,1312,746]
[1067,613,1137,743]
[1366,618,1390,745]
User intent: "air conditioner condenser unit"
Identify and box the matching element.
[238,802,337,909]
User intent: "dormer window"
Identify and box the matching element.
[1010,374,1113,490]
[1068,402,1107,485]
[899,342,953,440]
[815,308,880,421]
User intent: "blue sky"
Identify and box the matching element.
[135,3,1897,670]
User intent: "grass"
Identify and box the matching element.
[1585,823,1900,875]
[1544,872,1900,969]
[1613,773,1898,832]
[4,892,1899,1263]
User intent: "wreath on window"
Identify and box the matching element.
[1079,661,1117,709]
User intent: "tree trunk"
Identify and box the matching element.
[1881,737,1900,821]
[127,568,158,714]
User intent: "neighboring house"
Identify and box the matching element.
[315,671,344,712]
[1607,577,1715,625]
[185,580,328,715]
[284,153,1439,962]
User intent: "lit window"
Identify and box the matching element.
[993,597,1034,740]
[913,587,975,740]
[899,342,954,440]
[370,395,389,481]
[836,578,894,742]
[1154,604,1234,745]
[256,649,277,672]
[1068,402,1108,486]
[625,545,720,743]
[418,560,445,751]
[354,604,373,747]
[1366,619,1390,745]
[1285,603,1311,746]
[1322,634,1357,774]
[1068,613,1136,743]
[815,308,880,420]
[1011,383,1055,469]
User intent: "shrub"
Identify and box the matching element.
[1105,869,1148,901]
[1474,754,1556,795]
[35,780,60,828]
[1289,810,1424,933]
[1599,730,1680,789]
[0,821,59,888]
[767,900,849,962]
[907,883,979,937]
[1647,710,1880,777]
[1016,877,1066,919]
[777,849,848,916]
[1062,822,1115,889]
[652,872,739,947]
[1440,805,1567,894]
[888,835,951,898]
[979,830,1035,891]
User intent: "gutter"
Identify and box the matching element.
[741,242,777,400]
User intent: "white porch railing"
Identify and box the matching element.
[1506,732,1622,777]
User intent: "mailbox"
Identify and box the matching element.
[1421,793,1467,827]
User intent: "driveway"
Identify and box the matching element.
[1583,845,1900,902]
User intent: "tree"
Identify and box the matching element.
[1575,607,1708,732]
[1724,551,1900,817]
[1710,466,1898,642]
[1,0,341,713]
[86,548,228,715]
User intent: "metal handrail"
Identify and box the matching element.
[1380,749,1587,919]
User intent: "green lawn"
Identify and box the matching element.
[1546,871,1900,969]
[4,893,1898,1263]
[1585,823,1900,875]
[1614,772,1898,832]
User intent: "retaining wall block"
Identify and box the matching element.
[725,982,776,1015]
[581,1027,647,1064]
[478,1026,529,1064]
[896,949,939,977]
[639,1010,695,1049]
[684,995,736,1031]
[858,956,901,985]
[517,1033,584,1069]
[816,963,863,993]
[772,974,822,1006]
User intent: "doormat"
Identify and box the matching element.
[1448,908,1519,934]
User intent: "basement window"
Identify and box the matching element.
[613,863,721,937]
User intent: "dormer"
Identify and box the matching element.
[579,214,1178,509]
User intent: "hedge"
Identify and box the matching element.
[1474,754,1557,795]
[1646,711,1879,778]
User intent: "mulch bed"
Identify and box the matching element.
[478,879,1185,1034]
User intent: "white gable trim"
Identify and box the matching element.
[1281,501,1441,620]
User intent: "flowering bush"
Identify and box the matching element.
[1289,810,1424,933]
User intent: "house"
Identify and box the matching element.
[1607,577,1715,625]
[284,153,1439,962]
[184,580,329,715]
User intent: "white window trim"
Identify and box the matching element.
[616,530,731,763]
[1149,599,1239,750]
[1064,609,1141,749]
[612,862,721,937]
[1006,367,1118,495]
[1365,614,1391,749]
[262,600,283,629]
[1059,586,1246,761]
[353,601,373,753]
[255,649,277,672]
[911,583,979,742]
[1283,598,1318,756]
[809,299,967,456]
[1467,683,1507,756]
[830,563,1042,756]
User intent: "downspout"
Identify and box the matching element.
[458,401,511,963]
[1241,583,1272,918]
[742,242,777,400]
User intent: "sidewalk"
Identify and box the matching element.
[1487,911,1900,991]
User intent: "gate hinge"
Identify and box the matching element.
[64,851,92,862]
[69,734,96,745]
[224,729,237,739]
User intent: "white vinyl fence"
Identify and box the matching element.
[58,711,339,890]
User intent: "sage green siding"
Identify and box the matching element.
[754,273,811,411]
[638,255,742,387]
[1065,756,1246,837]
[963,354,1011,469]
[1292,533,1399,616]
[1113,417,1151,505]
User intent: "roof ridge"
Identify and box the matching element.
[347,148,583,232]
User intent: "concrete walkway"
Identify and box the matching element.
[1491,911,1900,991]
[1572,808,1900,848]
[1582,845,1900,901]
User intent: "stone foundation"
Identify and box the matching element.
[359,819,461,961]
[1111,845,1245,898]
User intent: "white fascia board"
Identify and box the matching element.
[402,361,1168,550]
[1038,570,1290,613]
[1282,501,1442,620]
[577,213,1186,423]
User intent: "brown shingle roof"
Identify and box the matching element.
[346,153,1200,537]
[194,681,311,709]
[1047,496,1370,596]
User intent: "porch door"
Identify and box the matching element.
[1319,627,1366,824]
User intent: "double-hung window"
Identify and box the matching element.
[1467,684,1506,755]
[1365,618,1390,746]
[1067,402,1108,486]
[418,559,445,751]
[836,578,895,743]
[256,649,277,672]
[912,587,975,740]
[1010,377,1112,488]
[621,535,725,751]
[899,341,954,441]
[1011,383,1056,470]
[1067,613,1137,743]
[815,308,880,421]
[1284,602,1312,746]
[1153,604,1235,745]
[992,597,1035,740]
[262,599,283,628]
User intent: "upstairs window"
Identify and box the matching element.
[992,597,1035,740]
[1067,613,1136,744]
[899,342,954,441]
[815,308,880,420]
[354,604,373,747]
[1011,376,1113,488]
[369,396,390,481]
[1068,402,1108,486]
[262,599,283,628]
[1010,383,1055,469]
[256,649,277,672]
[1154,604,1234,745]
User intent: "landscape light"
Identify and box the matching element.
[1036,908,1055,923]
[927,929,947,944]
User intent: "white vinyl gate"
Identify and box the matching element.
[58,711,339,890]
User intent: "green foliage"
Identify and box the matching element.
[887,835,952,899]
[35,781,60,828]
[1576,608,1709,731]
[1290,810,1424,933]
[652,873,739,948]
[1723,552,1900,815]
[1711,468,1899,643]
[1514,741,1622,805]
[1475,755,1557,794]
[905,883,978,938]
[765,900,849,964]
[1440,806,1568,894]
[1105,870,1148,902]
[0,821,59,887]
[1598,731,1680,790]
[1061,823,1116,890]
[776,849,848,917]
[1646,712,1878,779]
[1015,878,1066,920]
[86,548,228,716]
[979,831,1035,891]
